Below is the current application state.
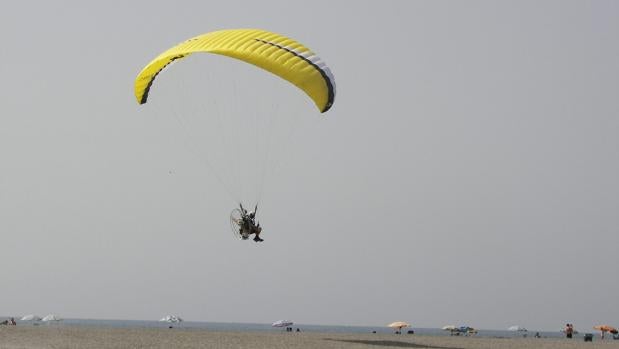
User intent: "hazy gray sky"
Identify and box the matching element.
[1,0,618,331]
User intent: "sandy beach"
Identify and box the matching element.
[1,327,619,349]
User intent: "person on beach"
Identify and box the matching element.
[238,203,263,242]
[565,323,573,338]
[0,318,16,326]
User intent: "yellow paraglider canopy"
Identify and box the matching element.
[134,28,335,113]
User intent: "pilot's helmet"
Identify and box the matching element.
[249,212,255,219]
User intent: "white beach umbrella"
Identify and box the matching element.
[388,321,410,333]
[272,320,294,328]
[508,325,527,332]
[442,325,457,331]
[42,314,62,322]
[159,315,183,323]
[21,314,42,321]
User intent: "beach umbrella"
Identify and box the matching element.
[443,325,459,335]
[594,325,618,334]
[159,315,183,323]
[508,325,527,332]
[41,314,61,322]
[20,315,42,321]
[456,326,477,335]
[388,321,410,332]
[272,320,294,328]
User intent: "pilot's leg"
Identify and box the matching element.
[253,226,263,242]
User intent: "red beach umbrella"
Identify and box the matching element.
[594,325,618,334]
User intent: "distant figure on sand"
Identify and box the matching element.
[1,318,16,326]
[565,323,574,338]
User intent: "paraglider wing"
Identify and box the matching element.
[134,29,336,113]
